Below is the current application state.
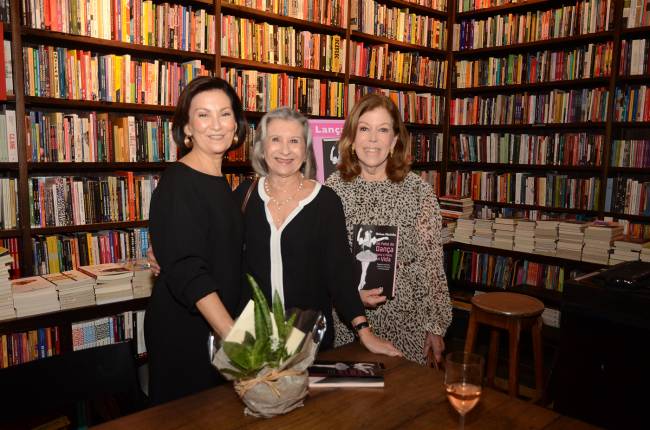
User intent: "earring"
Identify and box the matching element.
[232,135,239,145]
[389,147,394,157]
[184,134,192,148]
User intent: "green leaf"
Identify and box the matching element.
[247,274,273,340]
[285,312,296,333]
[222,341,253,371]
[242,331,256,347]
[253,294,269,343]
[272,290,287,341]
[250,335,270,370]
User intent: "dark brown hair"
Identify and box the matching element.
[171,76,248,157]
[338,93,411,182]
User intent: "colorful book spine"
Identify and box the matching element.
[454,42,613,88]
[450,132,604,166]
[453,0,614,51]
[32,227,149,275]
[0,326,61,369]
[28,174,159,228]
[22,0,216,53]
[450,88,609,125]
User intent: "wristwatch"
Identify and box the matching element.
[353,321,371,333]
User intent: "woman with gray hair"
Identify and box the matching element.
[235,107,401,355]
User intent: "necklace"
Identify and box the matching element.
[264,174,305,211]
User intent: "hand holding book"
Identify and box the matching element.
[359,287,387,308]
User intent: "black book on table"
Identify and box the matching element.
[308,360,385,388]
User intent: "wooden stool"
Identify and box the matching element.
[464,292,545,402]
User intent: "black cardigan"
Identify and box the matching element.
[234,179,365,349]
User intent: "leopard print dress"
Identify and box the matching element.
[326,171,452,364]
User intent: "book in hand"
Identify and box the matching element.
[352,224,399,298]
[308,360,385,388]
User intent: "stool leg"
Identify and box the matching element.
[464,309,478,354]
[507,318,521,398]
[531,316,544,403]
[487,329,499,388]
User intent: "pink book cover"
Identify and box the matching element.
[309,119,345,184]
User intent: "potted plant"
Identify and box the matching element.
[212,275,325,417]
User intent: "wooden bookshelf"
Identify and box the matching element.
[446,162,602,172]
[453,31,615,57]
[472,200,601,215]
[0,162,18,170]
[27,162,171,172]
[30,221,149,236]
[620,25,650,37]
[350,30,447,56]
[616,76,650,85]
[220,3,347,35]
[412,161,443,170]
[389,0,448,18]
[451,78,612,95]
[444,241,606,272]
[0,229,20,238]
[450,123,607,131]
[456,0,556,19]
[349,75,447,94]
[20,28,216,61]
[0,298,149,337]
[220,56,346,80]
[23,97,177,114]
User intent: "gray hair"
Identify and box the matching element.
[250,107,316,179]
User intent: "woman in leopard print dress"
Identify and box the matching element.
[326,93,452,365]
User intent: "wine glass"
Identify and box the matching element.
[444,351,484,430]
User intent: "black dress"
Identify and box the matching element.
[234,178,364,349]
[145,162,243,405]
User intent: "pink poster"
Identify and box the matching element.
[309,119,345,184]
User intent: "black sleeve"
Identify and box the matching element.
[232,178,253,208]
[233,178,254,314]
[320,187,365,324]
[149,174,220,310]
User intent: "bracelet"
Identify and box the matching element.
[353,321,371,333]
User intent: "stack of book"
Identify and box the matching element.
[556,221,589,261]
[513,220,536,253]
[11,276,60,317]
[0,248,15,320]
[439,195,473,220]
[534,220,560,256]
[43,270,96,310]
[492,217,517,250]
[79,263,134,305]
[471,219,494,247]
[441,220,457,244]
[582,221,625,265]
[641,247,650,263]
[609,237,649,265]
[129,261,154,298]
[453,219,474,244]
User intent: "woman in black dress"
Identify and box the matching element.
[235,108,401,355]
[145,77,248,405]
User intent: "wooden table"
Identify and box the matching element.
[95,343,598,430]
